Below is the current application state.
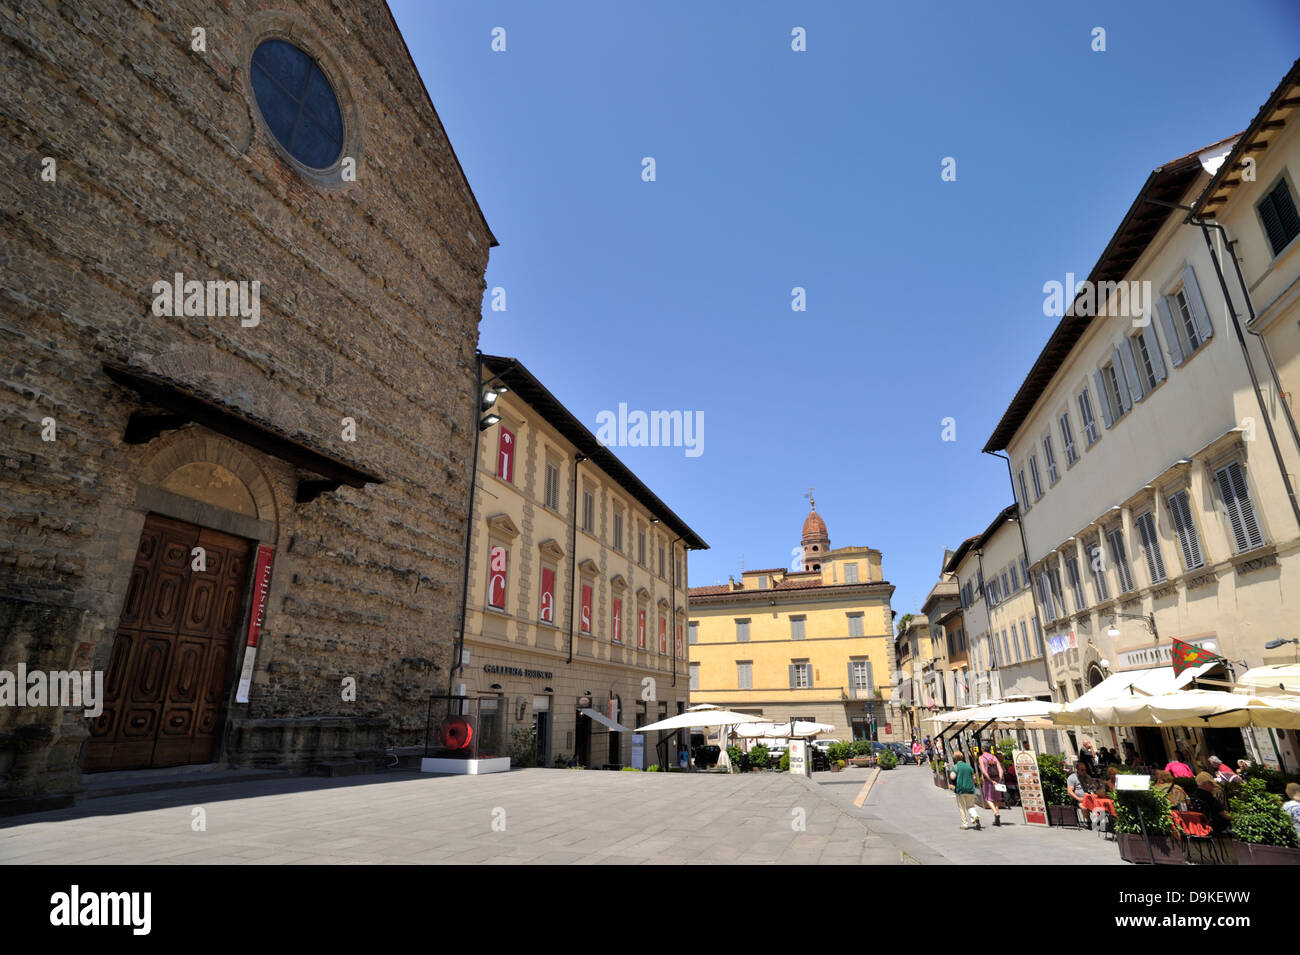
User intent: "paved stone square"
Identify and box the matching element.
[0,763,1127,865]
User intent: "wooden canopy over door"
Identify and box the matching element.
[85,513,252,772]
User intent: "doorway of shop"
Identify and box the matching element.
[85,513,252,772]
[533,699,550,766]
[575,711,591,767]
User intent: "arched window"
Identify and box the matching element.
[250,39,344,169]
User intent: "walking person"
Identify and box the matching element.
[912,739,924,766]
[978,742,1006,826]
[950,749,980,830]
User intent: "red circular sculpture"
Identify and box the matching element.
[439,717,474,751]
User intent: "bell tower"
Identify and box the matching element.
[801,495,830,572]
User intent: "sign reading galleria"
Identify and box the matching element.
[484,664,554,680]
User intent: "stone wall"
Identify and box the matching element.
[0,0,493,805]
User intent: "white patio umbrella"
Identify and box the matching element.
[634,708,761,733]
[1052,688,1300,729]
[733,720,834,739]
[1235,664,1300,696]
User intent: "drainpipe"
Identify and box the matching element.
[566,453,586,664]
[973,547,1000,701]
[450,352,484,699]
[985,450,1056,702]
[1194,220,1300,532]
[1143,198,1300,534]
[669,535,683,688]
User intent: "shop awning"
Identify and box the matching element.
[1068,661,1220,710]
[1235,664,1300,696]
[579,708,633,732]
[1051,688,1300,729]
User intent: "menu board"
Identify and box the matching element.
[1014,750,1048,826]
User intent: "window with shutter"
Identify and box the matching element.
[844,563,859,583]
[1107,528,1135,593]
[1135,510,1166,583]
[1182,267,1214,348]
[1156,295,1185,368]
[1018,470,1031,509]
[1089,540,1110,602]
[736,619,750,642]
[1130,331,1160,392]
[1001,571,1010,598]
[582,490,594,533]
[1078,388,1100,444]
[1258,177,1300,255]
[1052,565,1067,615]
[1117,342,1144,403]
[790,616,806,640]
[1215,462,1265,553]
[1044,435,1059,484]
[1066,556,1085,610]
[544,462,560,510]
[613,511,623,551]
[689,663,699,692]
[847,613,864,638]
[688,620,698,644]
[1094,371,1115,429]
[1010,563,1019,592]
[1022,620,1034,657]
[1060,411,1078,464]
[1142,325,1166,383]
[1030,455,1043,499]
[737,661,752,690]
[1167,489,1204,570]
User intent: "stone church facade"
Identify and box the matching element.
[0,0,494,812]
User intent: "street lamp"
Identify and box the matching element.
[1106,612,1158,640]
[1265,637,1300,661]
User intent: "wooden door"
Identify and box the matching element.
[85,514,252,772]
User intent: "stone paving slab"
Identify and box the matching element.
[812,763,1128,865]
[0,768,902,865]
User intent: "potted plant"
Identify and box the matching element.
[726,745,748,774]
[877,749,899,771]
[749,744,770,772]
[1036,753,1077,827]
[1229,778,1300,864]
[1114,786,1184,865]
[933,758,950,789]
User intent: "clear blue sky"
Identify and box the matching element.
[389,0,1300,621]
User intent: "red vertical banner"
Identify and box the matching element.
[659,617,666,654]
[497,427,514,482]
[539,567,555,623]
[488,545,508,609]
[612,598,622,642]
[637,608,646,649]
[676,623,683,658]
[580,584,592,633]
[236,546,275,703]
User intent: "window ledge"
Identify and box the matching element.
[1230,543,1278,576]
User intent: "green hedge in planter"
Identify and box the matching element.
[851,740,874,757]
[1229,778,1300,847]
[1036,752,1070,807]
[877,749,899,770]
[778,752,790,772]
[749,744,771,770]
[1114,786,1174,837]
[726,745,748,773]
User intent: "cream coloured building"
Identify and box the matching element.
[687,504,899,741]
[457,356,707,769]
[983,60,1300,772]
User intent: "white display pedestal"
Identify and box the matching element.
[420,756,512,775]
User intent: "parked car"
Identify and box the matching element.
[811,738,842,753]
[692,744,720,768]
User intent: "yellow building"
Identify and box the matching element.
[458,355,708,770]
[687,503,899,741]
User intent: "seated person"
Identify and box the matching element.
[1187,772,1232,833]
[1164,751,1194,779]
[1153,769,1189,810]
[1068,759,1099,827]
[1098,767,1118,795]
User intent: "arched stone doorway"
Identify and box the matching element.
[85,432,280,772]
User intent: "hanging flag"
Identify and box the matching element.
[1171,638,1223,676]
